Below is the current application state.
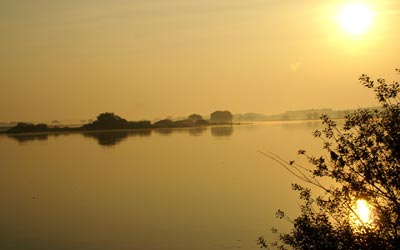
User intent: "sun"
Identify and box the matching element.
[354,199,373,224]
[350,199,375,229]
[338,2,375,35]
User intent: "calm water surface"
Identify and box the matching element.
[0,121,326,250]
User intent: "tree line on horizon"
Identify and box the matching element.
[5,110,234,134]
[0,108,359,129]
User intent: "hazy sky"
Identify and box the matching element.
[1,0,399,122]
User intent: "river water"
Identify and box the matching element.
[0,121,326,250]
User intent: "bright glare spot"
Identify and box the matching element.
[338,2,375,35]
[356,199,372,223]
[351,199,375,228]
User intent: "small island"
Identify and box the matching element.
[4,110,234,134]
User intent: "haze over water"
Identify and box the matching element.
[1,122,323,250]
[1,1,399,122]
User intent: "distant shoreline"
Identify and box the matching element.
[0,123,253,136]
[2,111,243,135]
[0,119,350,136]
[2,107,359,135]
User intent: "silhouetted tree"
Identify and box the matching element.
[7,122,48,133]
[188,114,203,121]
[259,69,400,250]
[195,119,209,126]
[82,112,130,130]
[152,119,176,128]
[188,114,209,126]
[210,110,233,124]
[175,119,195,127]
[129,120,152,129]
[96,112,127,126]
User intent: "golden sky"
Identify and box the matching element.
[0,0,399,122]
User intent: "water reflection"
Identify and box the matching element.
[6,130,153,147]
[5,126,231,147]
[280,120,344,131]
[154,127,208,136]
[82,130,151,146]
[281,121,321,130]
[7,134,49,143]
[154,128,174,136]
[211,126,234,137]
[188,127,207,136]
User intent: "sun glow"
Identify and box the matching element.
[338,2,375,35]
[355,200,372,223]
[351,199,375,228]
